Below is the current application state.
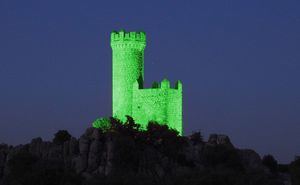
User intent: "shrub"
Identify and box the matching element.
[92,117,111,131]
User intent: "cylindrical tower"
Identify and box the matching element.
[110,30,146,121]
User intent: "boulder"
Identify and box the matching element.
[207,134,233,148]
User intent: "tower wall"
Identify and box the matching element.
[166,81,183,134]
[132,79,183,135]
[111,30,146,121]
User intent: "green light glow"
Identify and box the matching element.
[110,30,183,135]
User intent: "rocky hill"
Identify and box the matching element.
[0,118,292,185]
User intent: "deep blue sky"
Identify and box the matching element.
[1,0,300,163]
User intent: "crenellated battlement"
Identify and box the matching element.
[133,79,182,91]
[111,30,146,43]
[111,30,146,50]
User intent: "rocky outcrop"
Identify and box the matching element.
[0,144,9,179]
[0,128,284,185]
[207,134,234,148]
[237,149,265,172]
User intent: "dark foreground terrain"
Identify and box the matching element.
[0,117,299,185]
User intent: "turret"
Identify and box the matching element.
[111,30,146,121]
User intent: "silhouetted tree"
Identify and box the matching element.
[290,157,300,185]
[124,115,140,133]
[262,154,278,175]
[146,121,187,161]
[190,131,203,145]
[53,130,71,145]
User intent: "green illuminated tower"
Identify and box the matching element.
[110,30,183,135]
[111,30,146,122]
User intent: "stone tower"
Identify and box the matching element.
[111,30,146,122]
[110,30,183,135]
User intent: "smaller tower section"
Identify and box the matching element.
[132,79,183,135]
[111,30,146,121]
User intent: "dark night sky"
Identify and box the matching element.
[1,0,300,163]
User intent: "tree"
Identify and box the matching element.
[290,157,300,185]
[53,130,71,145]
[262,154,278,175]
[190,131,203,145]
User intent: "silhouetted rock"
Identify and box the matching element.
[0,144,9,179]
[0,123,287,185]
[207,134,233,148]
[238,149,265,171]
